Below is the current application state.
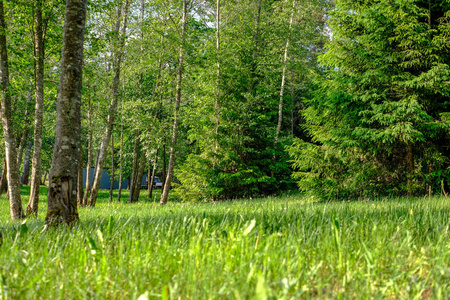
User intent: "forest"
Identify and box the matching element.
[1,0,450,298]
[1,0,450,223]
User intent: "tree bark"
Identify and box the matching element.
[46,0,87,226]
[117,101,124,202]
[0,158,7,196]
[28,0,46,215]
[132,152,146,202]
[0,1,24,220]
[88,1,130,207]
[290,71,295,136]
[16,90,33,178]
[148,149,158,199]
[147,160,151,197]
[42,171,47,185]
[109,134,114,202]
[274,0,295,151]
[250,0,262,94]
[81,96,92,206]
[407,142,414,197]
[21,140,32,185]
[77,143,84,205]
[214,0,221,151]
[128,130,140,203]
[160,0,188,205]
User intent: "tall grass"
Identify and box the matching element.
[0,187,449,299]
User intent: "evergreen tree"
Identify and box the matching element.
[290,0,450,199]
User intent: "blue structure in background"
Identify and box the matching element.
[82,167,148,189]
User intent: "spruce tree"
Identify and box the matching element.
[290,0,450,199]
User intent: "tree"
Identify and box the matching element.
[173,0,328,201]
[88,0,130,207]
[46,0,87,226]
[289,0,450,199]
[0,0,24,220]
[159,0,189,205]
[28,0,45,215]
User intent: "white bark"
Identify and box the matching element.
[29,0,45,214]
[0,1,24,220]
[274,0,296,148]
[160,0,188,205]
[89,1,130,206]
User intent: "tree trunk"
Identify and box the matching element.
[274,0,295,151]
[128,131,140,203]
[81,96,92,206]
[28,0,45,215]
[88,1,130,207]
[148,149,158,199]
[77,143,84,205]
[21,140,32,185]
[0,1,24,220]
[131,152,146,202]
[250,0,262,94]
[162,140,166,190]
[407,142,414,197]
[16,90,33,179]
[214,0,221,151]
[147,160,151,198]
[160,0,188,205]
[109,134,115,202]
[290,71,295,136]
[0,158,7,195]
[46,0,87,226]
[117,104,124,202]
[42,171,47,185]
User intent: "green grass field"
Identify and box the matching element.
[0,186,449,299]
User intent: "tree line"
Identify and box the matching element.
[2,0,449,224]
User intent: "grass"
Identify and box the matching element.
[0,187,450,299]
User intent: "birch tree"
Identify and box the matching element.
[46,0,87,226]
[88,0,130,207]
[159,0,188,205]
[0,0,24,220]
[28,0,45,215]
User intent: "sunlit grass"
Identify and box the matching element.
[1,186,450,299]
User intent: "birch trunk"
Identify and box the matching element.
[132,152,146,202]
[214,0,221,150]
[128,131,140,203]
[0,1,24,220]
[109,134,114,202]
[162,142,166,190]
[77,143,84,205]
[46,0,87,226]
[160,0,188,205]
[28,0,45,214]
[290,71,295,136]
[21,140,32,185]
[0,158,7,195]
[148,149,158,199]
[16,90,33,175]
[88,1,130,207]
[117,101,124,202]
[274,0,295,149]
[250,0,262,94]
[82,96,92,206]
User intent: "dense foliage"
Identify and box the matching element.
[2,0,450,210]
[290,0,450,199]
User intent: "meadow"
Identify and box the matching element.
[0,187,449,299]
